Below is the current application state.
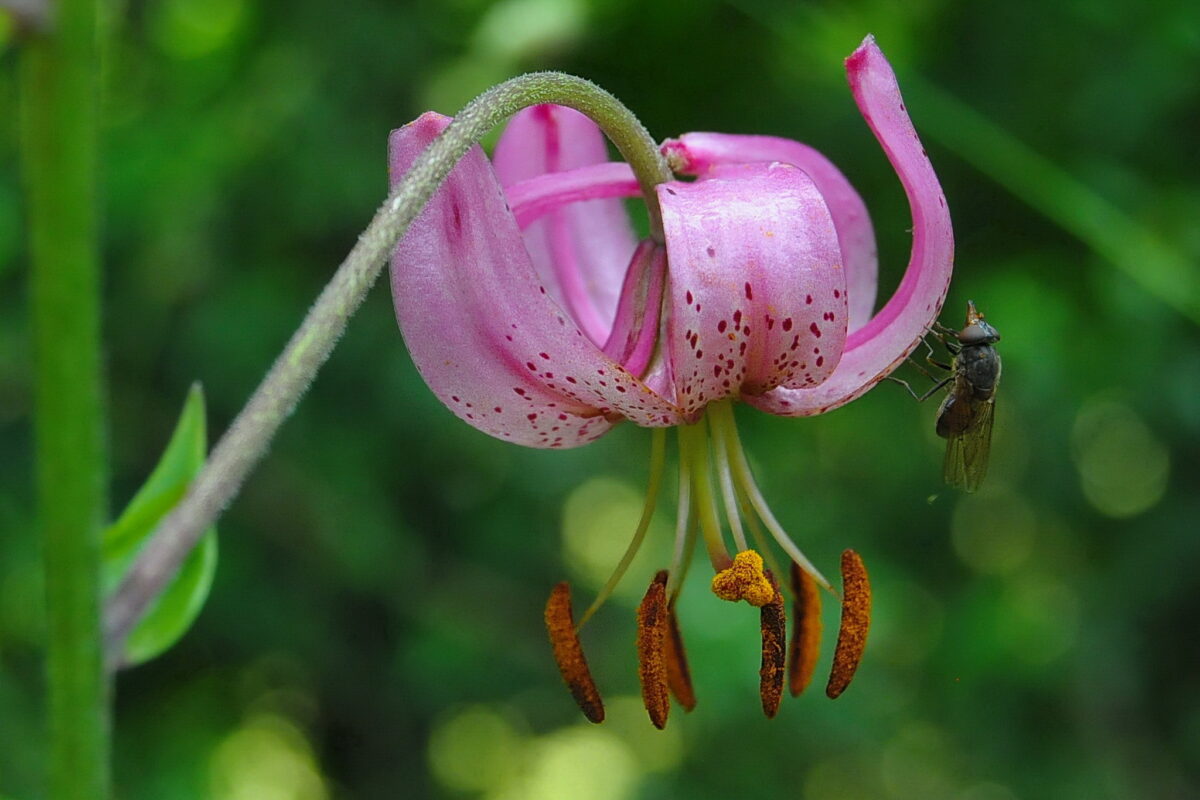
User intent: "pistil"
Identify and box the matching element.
[709,400,833,592]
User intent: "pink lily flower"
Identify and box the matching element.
[389,36,951,725]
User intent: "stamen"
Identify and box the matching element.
[678,423,732,571]
[544,582,605,723]
[788,561,822,696]
[637,572,671,729]
[664,446,693,602]
[711,401,833,592]
[710,410,749,552]
[711,550,775,607]
[759,571,787,718]
[737,473,785,581]
[577,428,668,629]
[660,574,697,712]
[826,549,871,699]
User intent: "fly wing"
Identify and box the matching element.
[943,398,995,492]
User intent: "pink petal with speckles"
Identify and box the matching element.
[389,113,683,448]
[494,105,638,346]
[656,162,847,420]
[746,35,954,418]
[661,132,878,333]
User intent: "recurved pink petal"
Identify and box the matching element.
[657,162,847,420]
[506,162,640,229]
[494,105,638,346]
[746,36,954,418]
[661,132,878,332]
[389,113,683,448]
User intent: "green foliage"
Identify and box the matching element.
[103,385,217,667]
[2,0,1199,798]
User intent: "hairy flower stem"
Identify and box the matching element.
[104,72,673,663]
[21,0,110,796]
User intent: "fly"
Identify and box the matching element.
[892,301,1001,492]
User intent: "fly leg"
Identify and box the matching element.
[887,374,953,402]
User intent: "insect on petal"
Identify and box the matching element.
[747,36,954,418]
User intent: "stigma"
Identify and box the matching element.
[544,400,873,727]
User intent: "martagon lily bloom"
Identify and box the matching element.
[389,36,952,727]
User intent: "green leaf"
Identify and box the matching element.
[104,383,218,667]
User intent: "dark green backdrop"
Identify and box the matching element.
[2,0,1198,797]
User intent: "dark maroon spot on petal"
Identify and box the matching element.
[526,362,537,371]
[810,323,822,337]
[494,407,502,413]
[816,356,824,367]
[527,413,538,421]
[706,246,716,258]
[540,352,551,360]
[718,320,727,333]
[685,291,694,305]
[782,318,793,332]
[451,396,461,403]
[805,295,813,304]
[745,282,753,300]
[833,289,841,298]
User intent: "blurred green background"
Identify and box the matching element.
[3,0,1199,797]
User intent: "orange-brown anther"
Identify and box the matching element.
[759,571,786,718]
[663,594,697,712]
[545,582,605,723]
[826,549,871,699]
[637,572,671,729]
[788,561,822,696]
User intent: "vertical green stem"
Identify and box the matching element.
[19,0,110,797]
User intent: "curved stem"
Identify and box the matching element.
[104,72,672,662]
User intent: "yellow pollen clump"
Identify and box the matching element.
[711,550,775,607]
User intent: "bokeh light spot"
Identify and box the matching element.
[881,722,958,799]
[951,488,1036,575]
[561,476,667,599]
[208,714,327,800]
[491,726,639,800]
[1003,575,1080,665]
[871,579,945,666]
[602,695,684,773]
[428,705,525,793]
[1071,398,1168,518]
[149,0,247,59]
